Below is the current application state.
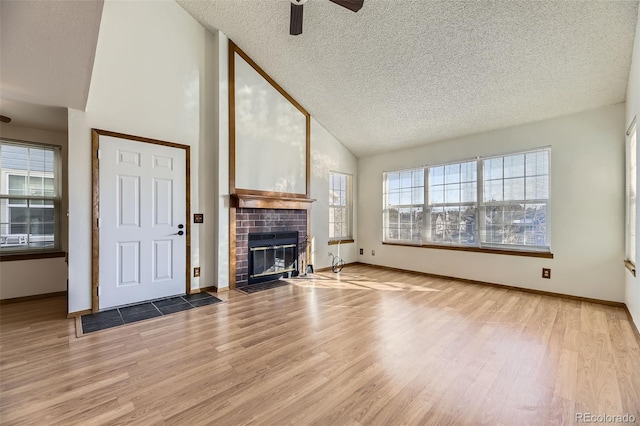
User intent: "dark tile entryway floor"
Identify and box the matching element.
[236,280,290,294]
[81,292,222,334]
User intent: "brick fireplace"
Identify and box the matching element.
[234,208,307,287]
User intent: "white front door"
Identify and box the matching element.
[99,135,187,310]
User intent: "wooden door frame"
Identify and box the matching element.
[91,129,191,313]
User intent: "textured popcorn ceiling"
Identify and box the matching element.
[0,0,103,111]
[0,99,67,133]
[178,0,639,157]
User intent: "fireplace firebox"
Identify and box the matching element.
[247,231,298,285]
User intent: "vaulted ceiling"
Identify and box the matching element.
[1,1,637,154]
[0,0,103,112]
[0,0,103,134]
[178,0,639,157]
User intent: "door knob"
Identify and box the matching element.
[177,230,184,236]
[178,224,184,229]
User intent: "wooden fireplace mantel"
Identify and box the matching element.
[231,191,315,210]
[230,191,313,289]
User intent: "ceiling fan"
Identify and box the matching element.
[289,0,364,36]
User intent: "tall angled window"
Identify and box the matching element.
[329,172,352,241]
[626,118,637,267]
[0,140,61,253]
[383,168,424,243]
[481,149,550,250]
[427,161,477,246]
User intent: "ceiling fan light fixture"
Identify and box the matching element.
[290,1,304,35]
[289,0,363,35]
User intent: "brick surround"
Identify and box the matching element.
[235,208,307,287]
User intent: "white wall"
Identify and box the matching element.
[310,117,358,270]
[0,257,67,299]
[0,123,68,299]
[67,0,218,313]
[234,52,306,195]
[358,104,626,303]
[214,32,230,290]
[625,12,640,330]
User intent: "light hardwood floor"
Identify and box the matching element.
[1,264,639,425]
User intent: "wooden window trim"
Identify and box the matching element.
[228,40,311,199]
[383,148,551,252]
[328,239,355,245]
[382,241,554,258]
[1,138,63,255]
[0,251,66,262]
[624,259,636,277]
[329,172,353,242]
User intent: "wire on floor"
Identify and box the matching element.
[329,241,345,273]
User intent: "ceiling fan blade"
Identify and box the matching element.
[290,3,303,35]
[328,0,364,13]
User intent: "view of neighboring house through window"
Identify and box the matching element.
[428,160,477,245]
[383,148,550,252]
[481,150,549,249]
[627,118,637,266]
[0,140,60,253]
[383,168,424,243]
[329,172,352,241]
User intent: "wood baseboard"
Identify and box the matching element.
[314,262,359,273]
[623,306,640,344]
[74,316,84,338]
[1,291,67,305]
[357,262,626,308]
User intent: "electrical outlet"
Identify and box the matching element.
[371,249,375,256]
[194,267,200,277]
[359,248,363,255]
[542,268,551,279]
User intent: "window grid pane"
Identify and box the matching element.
[1,141,60,252]
[384,168,424,243]
[627,125,637,263]
[383,149,550,251]
[0,198,57,249]
[427,161,477,246]
[329,172,352,240]
[481,149,550,249]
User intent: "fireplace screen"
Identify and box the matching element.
[250,244,297,278]
[247,231,299,284]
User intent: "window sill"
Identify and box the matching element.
[624,260,636,277]
[328,239,354,245]
[382,242,554,259]
[0,251,66,262]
